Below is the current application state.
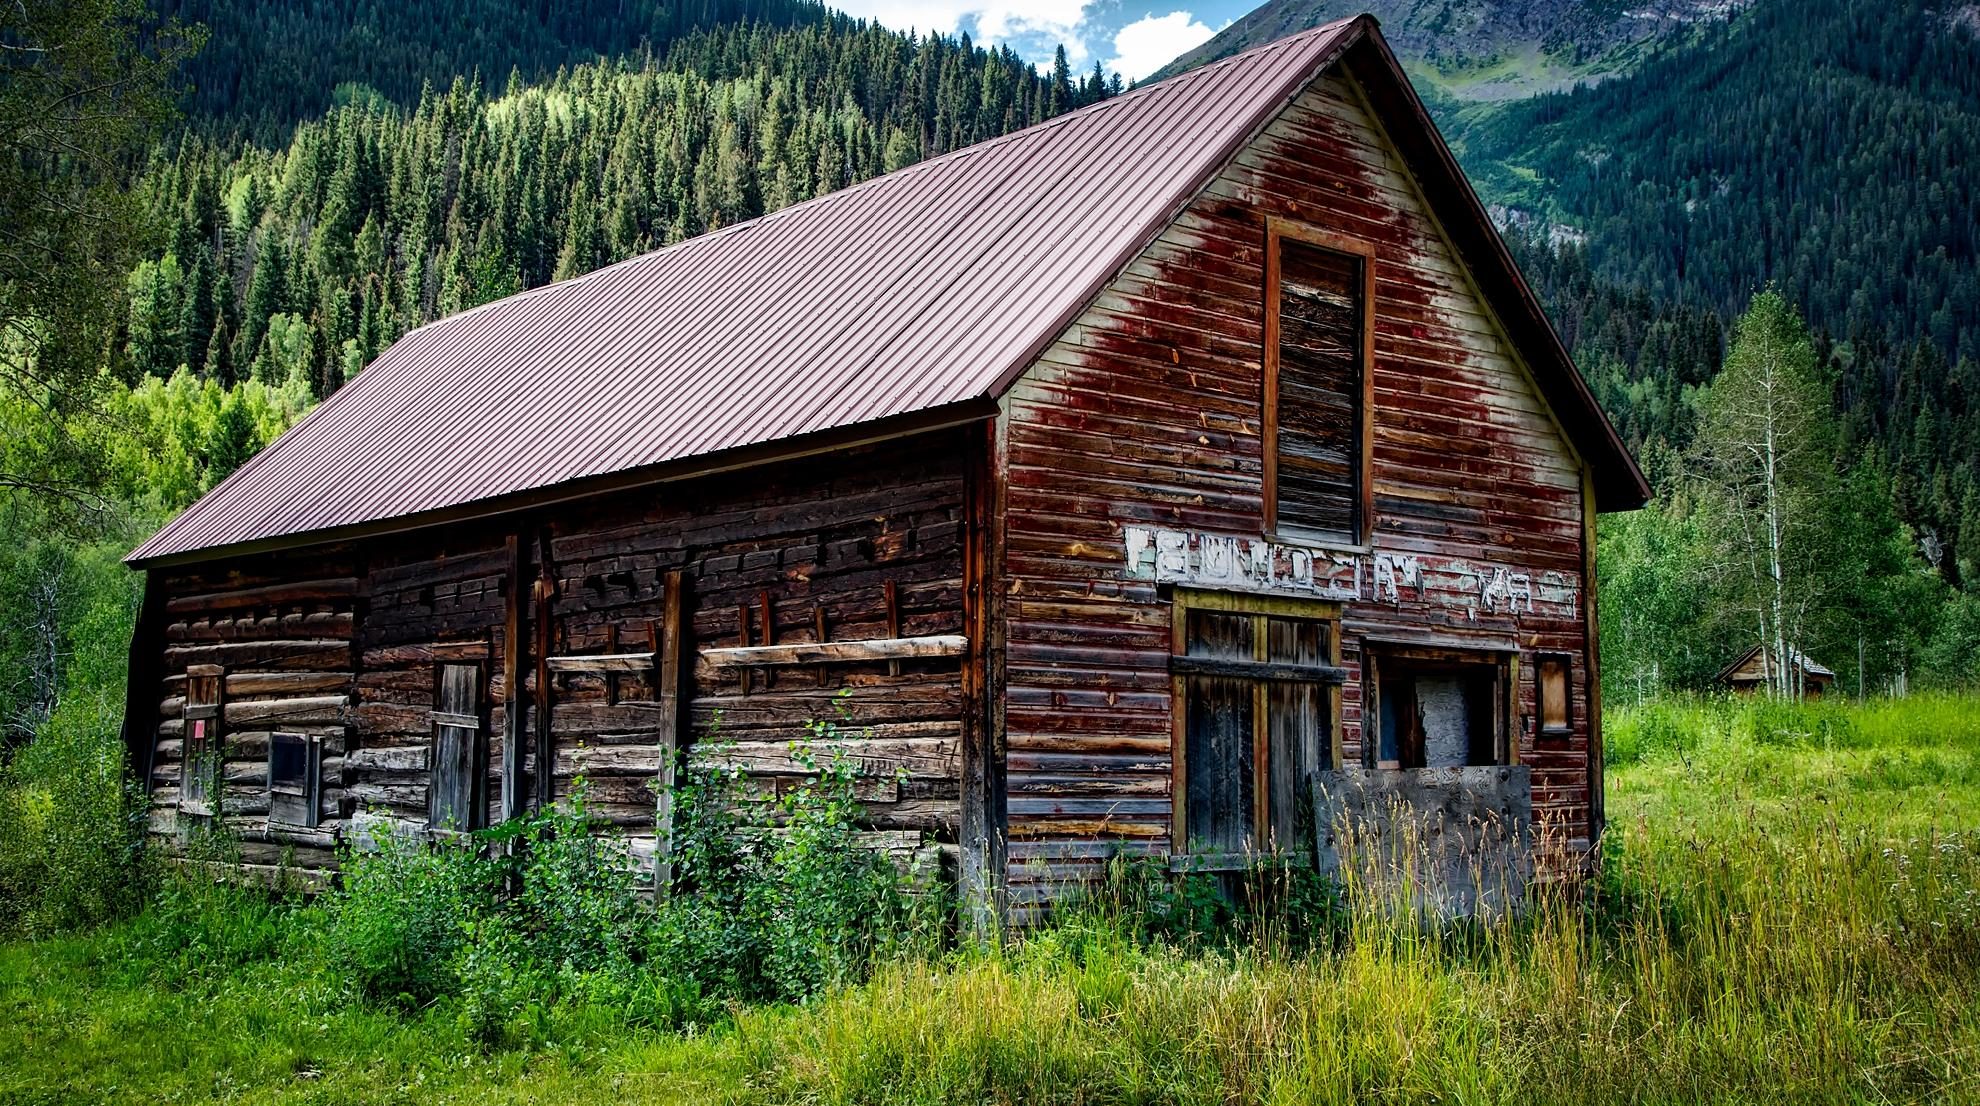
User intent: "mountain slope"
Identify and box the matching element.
[1156,0,1733,98]
[1458,0,1980,362]
[120,21,1103,398]
[1461,0,1980,575]
[153,0,832,138]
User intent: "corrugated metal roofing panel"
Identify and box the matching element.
[132,13,1643,566]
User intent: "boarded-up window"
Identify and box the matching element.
[1537,655,1572,737]
[181,665,223,817]
[1268,229,1373,546]
[430,664,485,830]
[1174,595,1342,860]
[1371,651,1507,769]
[268,732,321,828]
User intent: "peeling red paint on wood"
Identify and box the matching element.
[997,69,1596,894]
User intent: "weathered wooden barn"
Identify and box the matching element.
[122,15,1647,914]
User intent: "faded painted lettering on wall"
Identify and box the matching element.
[1122,525,1580,622]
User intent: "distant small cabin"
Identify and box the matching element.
[120,15,1647,920]
[1716,644,1837,698]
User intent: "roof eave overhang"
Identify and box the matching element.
[128,397,1000,571]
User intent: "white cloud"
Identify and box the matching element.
[1104,11,1218,80]
[829,1,1097,65]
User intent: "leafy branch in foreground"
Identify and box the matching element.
[0,0,198,517]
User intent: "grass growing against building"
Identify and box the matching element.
[3,693,1979,1104]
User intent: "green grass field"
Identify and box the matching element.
[5,694,1979,1105]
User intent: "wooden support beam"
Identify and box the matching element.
[501,533,525,822]
[652,570,685,895]
[735,603,752,695]
[544,652,658,673]
[163,577,359,615]
[532,530,555,809]
[758,590,775,690]
[701,633,967,669]
[606,623,621,705]
[813,604,830,687]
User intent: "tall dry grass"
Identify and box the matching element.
[683,694,1980,1104]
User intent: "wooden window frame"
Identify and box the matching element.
[429,661,490,832]
[1262,219,1378,551]
[1362,643,1517,770]
[1536,653,1574,741]
[267,731,322,829]
[180,664,224,818]
[1170,589,1345,865]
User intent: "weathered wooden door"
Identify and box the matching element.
[1174,597,1344,859]
[1183,608,1256,855]
[430,662,486,829]
[181,664,224,820]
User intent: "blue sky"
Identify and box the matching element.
[826,0,1260,81]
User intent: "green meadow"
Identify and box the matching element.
[3,693,1979,1105]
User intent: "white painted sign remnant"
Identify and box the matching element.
[1121,525,1579,622]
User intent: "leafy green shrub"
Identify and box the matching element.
[0,695,148,936]
[493,781,646,974]
[654,737,928,1005]
[452,918,551,1050]
[323,823,499,1006]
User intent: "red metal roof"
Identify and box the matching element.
[130,15,1643,566]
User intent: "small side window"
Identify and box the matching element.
[1537,654,1572,739]
[181,665,224,818]
[268,732,322,828]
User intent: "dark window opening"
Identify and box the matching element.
[1370,652,1508,769]
[1268,229,1373,547]
[430,663,486,831]
[1176,598,1343,862]
[268,731,322,828]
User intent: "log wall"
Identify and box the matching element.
[997,70,1596,905]
[147,547,362,874]
[139,431,973,873]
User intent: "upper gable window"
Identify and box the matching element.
[1265,224,1375,547]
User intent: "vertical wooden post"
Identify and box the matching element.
[959,419,1006,934]
[1328,623,1345,771]
[500,533,526,823]
[813,604,830,687]
[758,589,775,690]
[884,579,902,677]
[532,530,556,810]
[1582,472,1605,853]
[652,570,686,895]
[1250,613,1269,846]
